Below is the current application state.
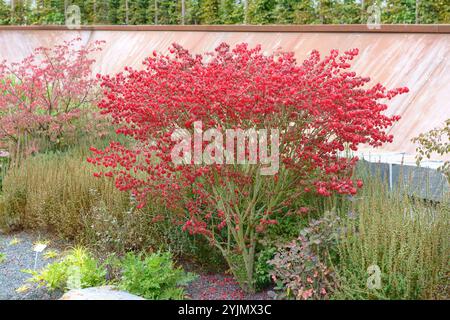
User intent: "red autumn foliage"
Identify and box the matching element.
[0,38,104,157]
[89,43,408,290]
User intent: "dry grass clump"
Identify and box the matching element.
[0,146,195,257]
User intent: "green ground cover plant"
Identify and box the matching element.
[25,247,106,291]
[119,251,196,300]
[25,247,195,300]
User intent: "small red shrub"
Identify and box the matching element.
[0,37,104,159]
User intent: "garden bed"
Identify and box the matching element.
[0,230,273,300]
[0,36,448,301]
[0,231,65,300]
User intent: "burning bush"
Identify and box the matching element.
[89,43,408,292]
[0,38,104,162]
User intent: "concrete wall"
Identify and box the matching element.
[0,25,449,160]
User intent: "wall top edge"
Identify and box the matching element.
[0,24,449,34]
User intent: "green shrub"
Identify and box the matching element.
[254,246,276,290]
[26,247,106,291]
[412,119,450,182]
[0,252,5,264]
[119,252,196,300]
[332,175,449,300]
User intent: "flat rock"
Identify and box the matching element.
[60,286,145,300]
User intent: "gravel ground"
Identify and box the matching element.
[0,230,66,300]
[1,230,272,300]
[186,274,272,300]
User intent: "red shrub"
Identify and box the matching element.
[89,43,408,291]
[0,37,104,159]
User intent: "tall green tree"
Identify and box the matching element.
[273,0,297,24]
[334,0,362,24]
[64,0,93,25]
[317,0,334,24]
[107,0,121,24]
[9,0,32,24]
[219,0,244,24]
[116,0,129,24]
[82,0,111,24]
[185,0,202,24]
[0,0,11,24]
[201,0,220,24]
[293,0,318,24]
[247,0,276,24]
[417,0,449,23]
[127,0,150,24]
[25,0,61,25]
[157,0,179,24]
[382,0,416,23]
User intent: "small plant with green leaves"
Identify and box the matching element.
[254,246,276,290]
[25,247,106,291]
[0,252,6,264]
[119,251,196,300]
[412,119,450,182]
[9,237,20,245]
[43,250,59,260]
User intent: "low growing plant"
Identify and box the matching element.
[254,246,276,290]
[0,252,5,264]
[268,211,341,300]
[25,247,106,291]
[0,150,9,191]
[412,119,450,182]
[119,251,196,300]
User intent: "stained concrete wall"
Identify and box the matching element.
[0,25,449,160]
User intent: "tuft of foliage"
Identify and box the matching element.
[268,211,340,300]
[0,150,8,191]
[43,250,59,260]
[412,119,450,182]
[119,251,196,300]
[254,246,276,290]
[25,247,106,291]
[0,252,5,264]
